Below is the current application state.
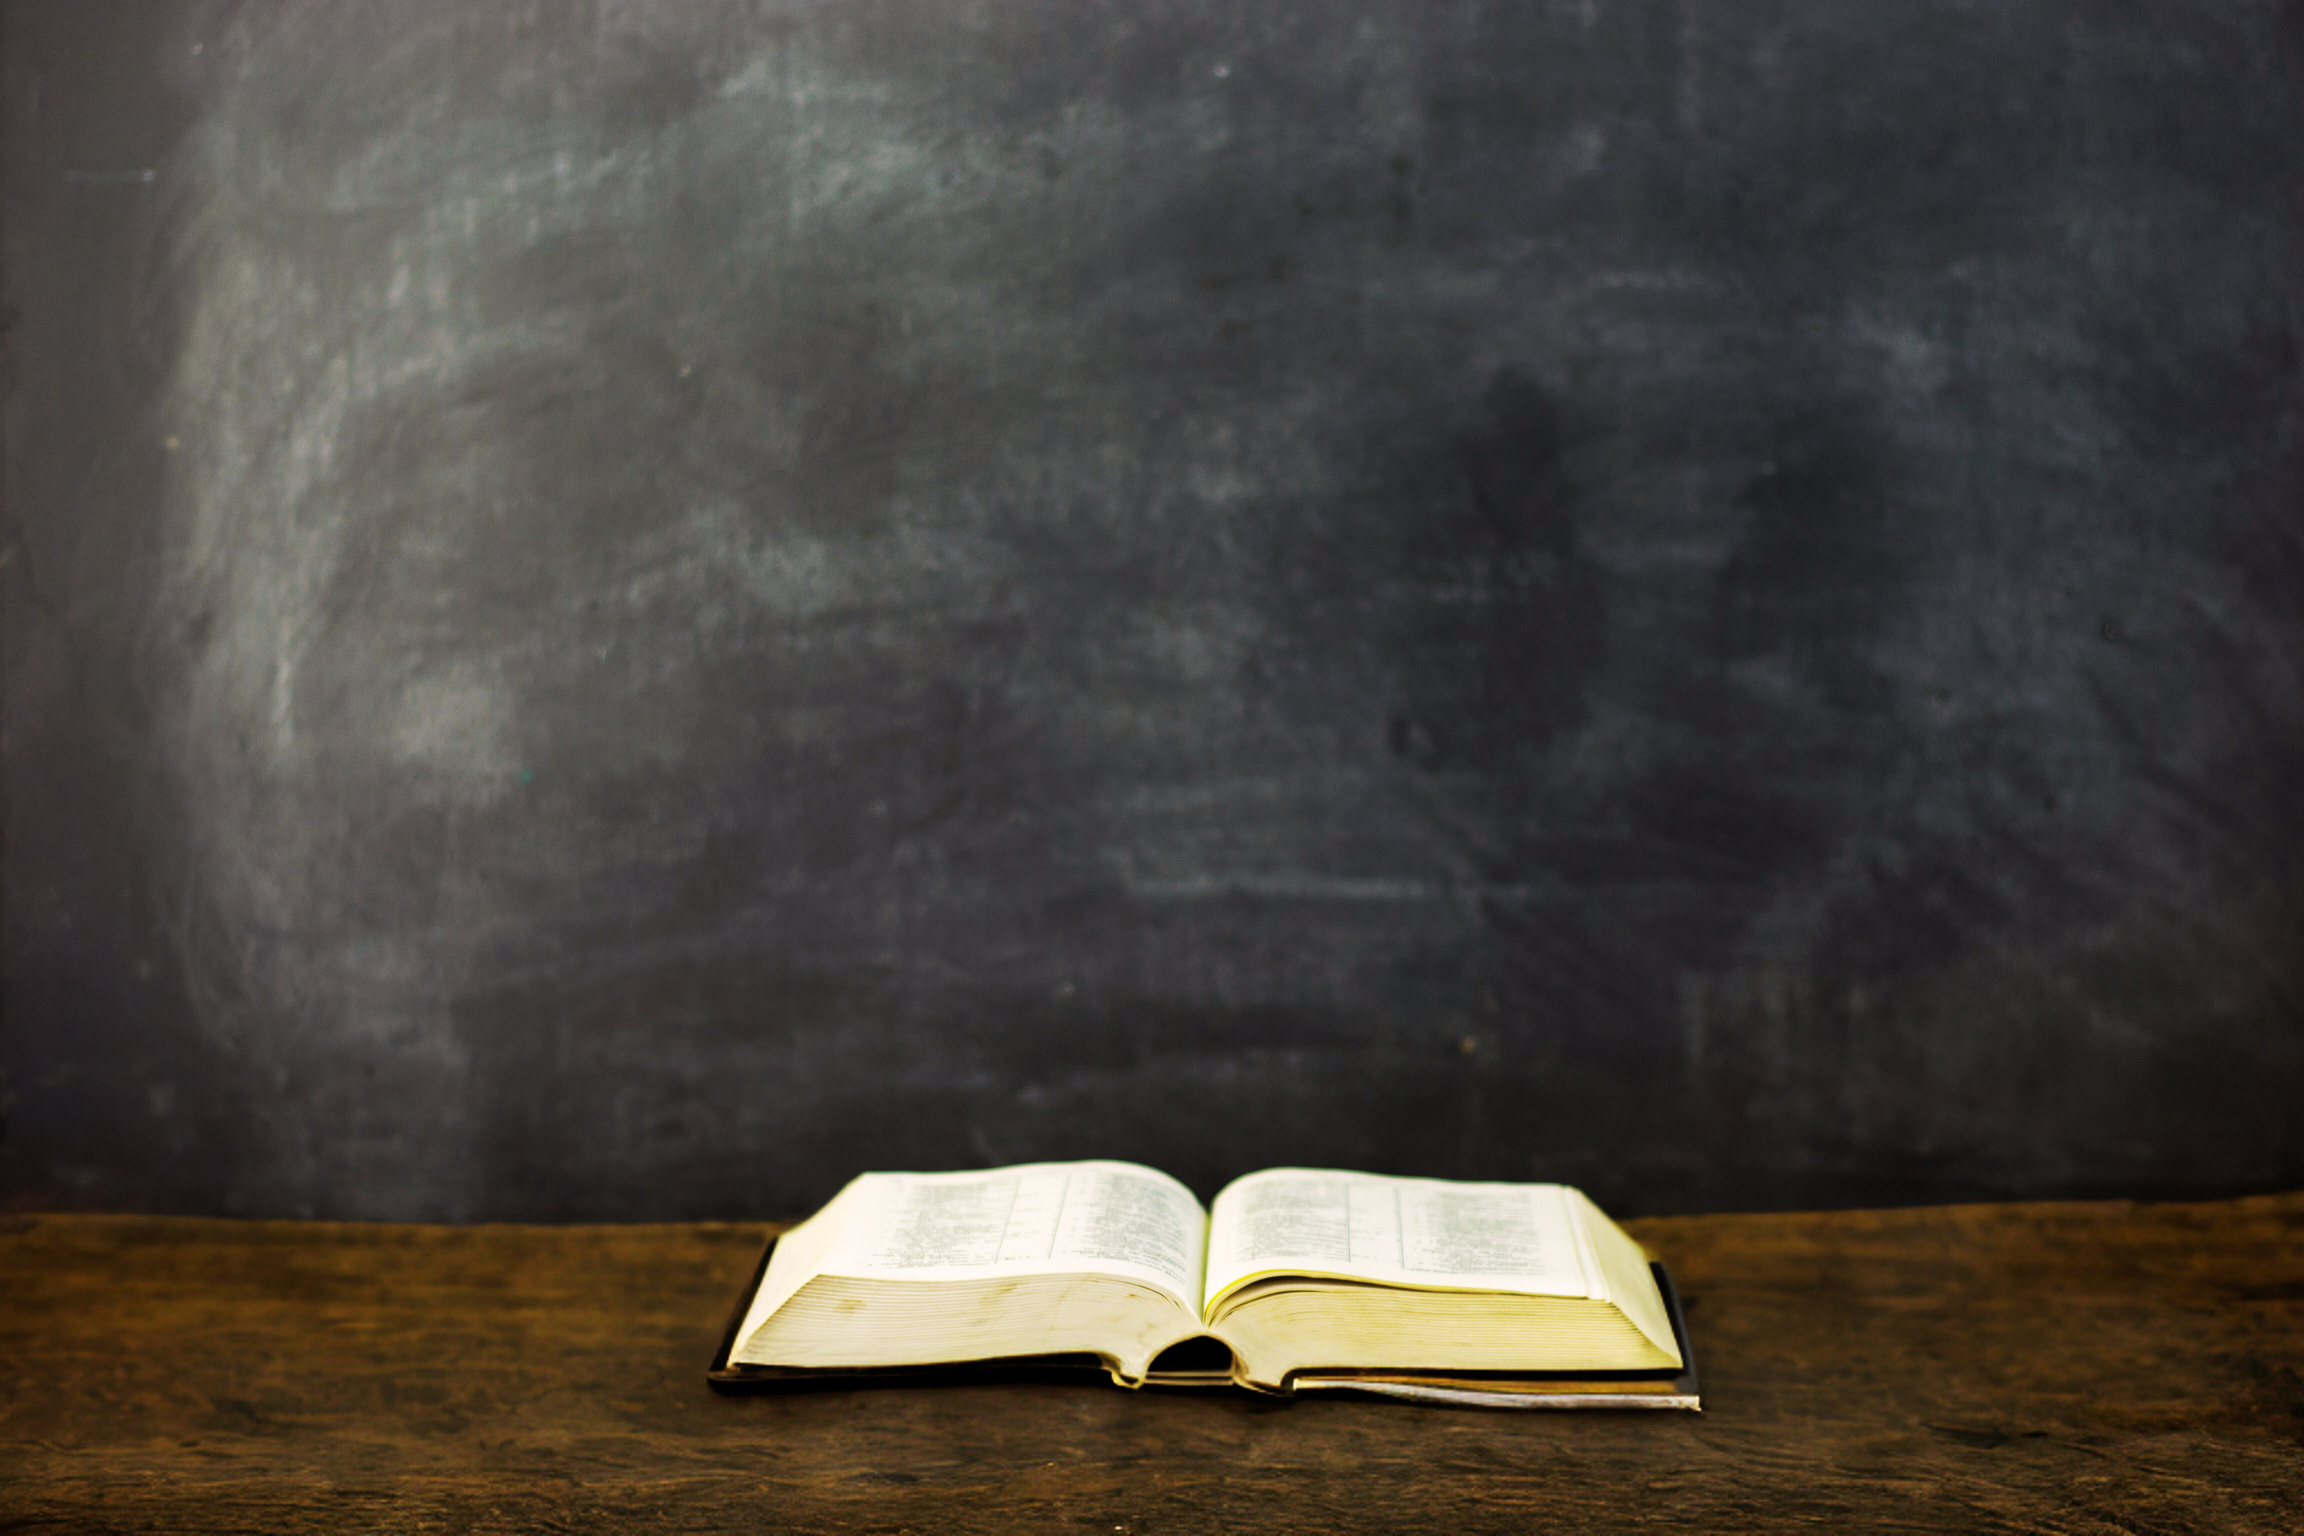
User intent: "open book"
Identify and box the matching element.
[711,1161,1697,1408]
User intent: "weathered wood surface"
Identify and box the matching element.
[3,1195,2299,1533]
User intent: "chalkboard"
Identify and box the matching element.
[5,0,2299,1220]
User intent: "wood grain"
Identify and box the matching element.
[3,1195,2300,1533]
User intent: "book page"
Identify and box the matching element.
[811,1160,1208,1313]
[732,1171,880,1352]
[1202,1168,1600,1313]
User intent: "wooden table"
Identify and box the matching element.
[3,1194,2299,1533]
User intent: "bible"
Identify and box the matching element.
[709,1161,1699,1408]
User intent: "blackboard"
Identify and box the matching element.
[5,0,2300,1220]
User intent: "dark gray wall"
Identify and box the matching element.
[5,0,2300,1221]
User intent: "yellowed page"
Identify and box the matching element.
[807,1160,1208,1314]
[1203,1168,1600,1315]
[731,1173,885,1353]
[1569,1187,1681,1362]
